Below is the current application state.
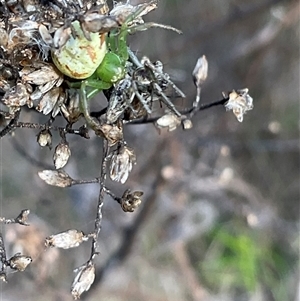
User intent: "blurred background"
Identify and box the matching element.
[1,0,299,300]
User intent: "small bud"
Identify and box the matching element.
[110,146,136,184]
[224,88,253,122]
[181,118,193,130]
[8,253,32,271]
[37,129,52,148]
[53,142,71,169]
[38,170,73,187]
[45,230,88,249]
[192,55,208,87]
[120,189,143,212]
[71,263,95,299]
[156,113,181,131]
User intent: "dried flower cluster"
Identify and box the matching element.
[0,0,253,298]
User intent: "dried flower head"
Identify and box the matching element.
[8,253,32,272]
[120,189,143,212]
[53,142,71,169]
[45,230,88,249]
[224,88,253,122]
[110,145,136,184]
[38,170,73,187]
[71,263,95,300]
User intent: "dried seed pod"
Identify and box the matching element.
[45,230,88,249]
[120,189,143,212]
[60,89,82,124]
[53,142,71,169]
[110,145,136,184]
[36,87,61,115]
[71,263,95,300]
[38,170,73,187]
[8,253,32,271]
[98,122,123,146]
[37,129,52,148]
[156,113,181,131]
[21,63,61,85]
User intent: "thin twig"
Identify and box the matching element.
[0,233,8,282]
[90,140,110,261]
[125,97,228,125]
[1,121,90,139]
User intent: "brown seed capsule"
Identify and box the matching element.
[98,122,123,146]
[120,189,143,212]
